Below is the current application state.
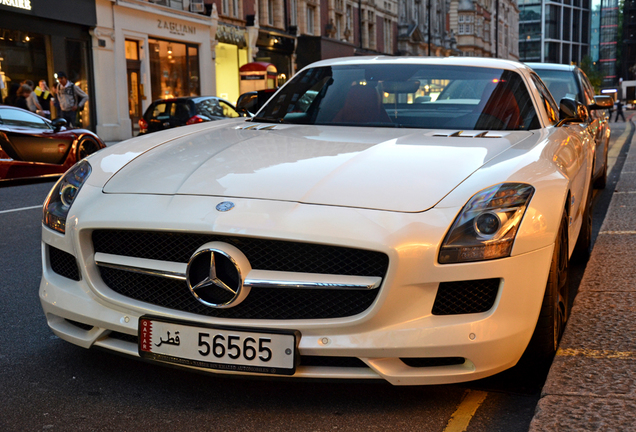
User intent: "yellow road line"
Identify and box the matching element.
[557,348,636,359]
[442,390,488,432]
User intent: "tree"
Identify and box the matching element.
[580,56,604,94]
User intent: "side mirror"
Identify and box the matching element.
[557,97,588,126]
[589,95,614,110]
[51,118,68,132]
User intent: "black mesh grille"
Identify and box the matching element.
[401,357,466,367]
[49,245,81,281]
[432,278,500,315]
[92,230,389,277]
[99,267,380,320]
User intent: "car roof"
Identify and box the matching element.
[306,56,532,72]
[526,62,577,72]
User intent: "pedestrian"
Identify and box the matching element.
[3,83,20,106]
[15,84,33,110]
[21,80,42,113]
[53,71,88,128]
[35,80,52,119]
[615,99,626,122]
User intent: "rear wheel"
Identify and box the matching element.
[594,140,608,189]
[520,212,569,370]
[76,137,100,161]
[572,182,593,263]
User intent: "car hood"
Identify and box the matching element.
[103,122,534,212]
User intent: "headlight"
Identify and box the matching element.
[439,183,535,264]
[43,160,91,234]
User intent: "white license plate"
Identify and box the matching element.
[138,317,297,375]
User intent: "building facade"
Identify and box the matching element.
[598,0,619,85]
[398,0,458,56]
[518,0,591,65]
[449,0,519,59]
[0,0,96,129]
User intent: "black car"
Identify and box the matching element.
[528,63,613,188]
[138,96,240,135]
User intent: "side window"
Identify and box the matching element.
[531,74,559,125]
[578,70,596,105]
[218,101,239,118]
[0,108,51,129]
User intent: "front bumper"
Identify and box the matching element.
[40,186,554,385]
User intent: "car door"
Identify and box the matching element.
[0,108,70,165]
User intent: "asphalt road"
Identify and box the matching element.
[0,118,631,432]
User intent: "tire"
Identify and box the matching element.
[76,137,100,161]
[520,212,569,370]
[593,143,608,189]
[572,182,593,263]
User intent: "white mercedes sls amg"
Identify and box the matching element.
[39,57,611,385]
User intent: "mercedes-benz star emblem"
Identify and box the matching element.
[186,243,251,308]
[216,201,235,212]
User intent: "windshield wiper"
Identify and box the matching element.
[250,116,286,124]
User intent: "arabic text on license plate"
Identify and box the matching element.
[138,317,297,375]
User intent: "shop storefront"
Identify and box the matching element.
[255,29,295,85]
[0,0,96,130]
[92,0,217,140]
[215,23,248,104]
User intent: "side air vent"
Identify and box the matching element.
[432,278,500,315]
[49,245,81,281]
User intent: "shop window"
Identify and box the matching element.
[149,38,200,102]
[0,29,48,103]
[66,39,91,130]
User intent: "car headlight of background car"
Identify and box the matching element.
[43,160,92,234]
[439,183,535,264]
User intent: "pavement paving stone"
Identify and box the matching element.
[594,191,636,232]
[614,171,636,192]
[579,234,636,290]
[557,291,636,352]
[542,356,636,398]
[530,395,636,432]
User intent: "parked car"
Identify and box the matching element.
[41,57,598,385]
[235,88,277,116]
[0,106,105,182]
[138,96,240,135]
[528,62,613,188]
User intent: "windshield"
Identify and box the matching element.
[255,64,540,130]
[533,69,581,104]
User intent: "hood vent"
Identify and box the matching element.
[235,123,279,131]
[433,130,504,138]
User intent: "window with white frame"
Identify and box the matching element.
[368,11,376,50]
[336,13,343,39]
[384,18,392,54]
[267,0,274,26]
[307,5,315,35]
[222,0,229,15]
[459,15,464,23]
[232,0,239,17]
[290,0,297,26]
[346,5,353,39]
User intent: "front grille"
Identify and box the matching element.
[49,245,81,281]
[401,357,466,368]
[431,278,500,315]
[99,267,379,320]
[92,230,388,320]
[93,230,389,277]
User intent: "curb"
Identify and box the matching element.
[529,116,636,430]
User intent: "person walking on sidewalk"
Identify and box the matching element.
[614,99,626,122]
[54,71,88,128]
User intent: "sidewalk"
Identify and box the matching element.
[529,117,636,430]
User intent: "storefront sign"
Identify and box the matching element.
[241,75,265,80]
[157,20,196,36]
[0,0,32,10]
[216,24,246,48]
